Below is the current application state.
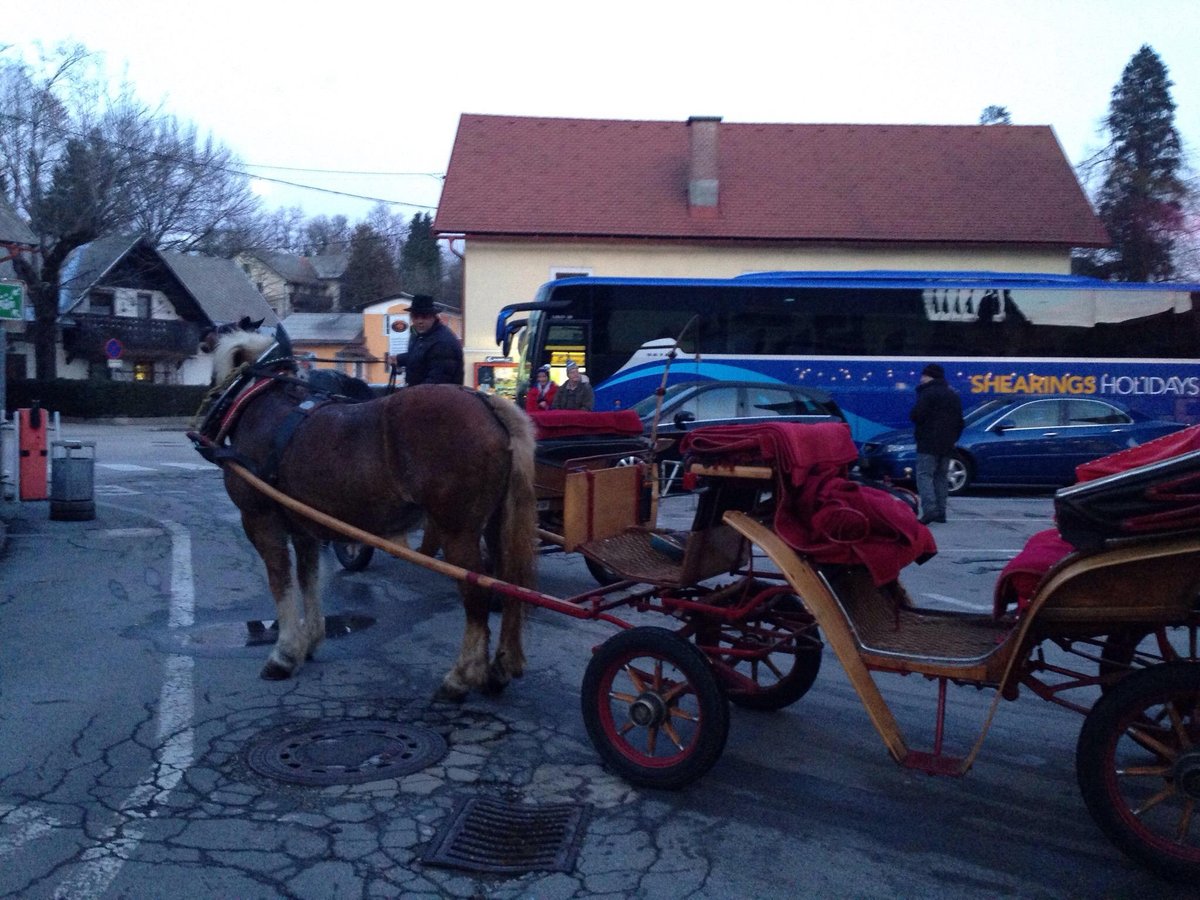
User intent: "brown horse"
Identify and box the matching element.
[195,324,537,701]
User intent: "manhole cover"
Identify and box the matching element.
[422,797,590,874]
[246,719,446,785]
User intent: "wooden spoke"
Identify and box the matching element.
[608,690,638,704]
[661,721,687,752]
[1127,722,1180,762]
[1176,800,1196,845]
[669,705,700,723]
[646,724,658,755]
[1133,784,1179,817]
[623,664,649,694]
[1117,763,1174,777]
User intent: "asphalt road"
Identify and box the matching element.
[0,421,1194,898]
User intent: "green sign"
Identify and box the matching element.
[0,282,24,320]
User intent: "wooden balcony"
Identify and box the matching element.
[62,315,202,362]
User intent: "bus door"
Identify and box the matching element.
[542,318,590,389]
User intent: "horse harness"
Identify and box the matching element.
[189,357,348,484]
[188,346,511,485]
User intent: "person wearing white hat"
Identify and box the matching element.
[551,359,594,410]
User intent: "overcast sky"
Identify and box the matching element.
[6,0,1199,224]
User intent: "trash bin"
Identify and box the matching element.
[50,440,96,521]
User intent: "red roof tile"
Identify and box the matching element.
[435,114,1109,247]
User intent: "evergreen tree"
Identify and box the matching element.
[339,223,401,310]
[398,212,443,299]
[979,105,1012,125]
[1090,45,1187,281]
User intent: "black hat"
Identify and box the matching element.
[408,294,438,316]
[922,363,945,379]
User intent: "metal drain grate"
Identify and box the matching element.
[246,719,447,785]
[422,797,590,874]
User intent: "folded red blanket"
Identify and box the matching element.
[529,409,644,440]
[681,422,936,585]
[994,528,1076,616]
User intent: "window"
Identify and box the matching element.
[136,292,152,318]
[680,386,740,421]
[1001,401,1063,429]
[89,291,113,316]
[747,387,820,417]
[551,268,592,280]
[133,362,153,382]
[1066,399,1130,426]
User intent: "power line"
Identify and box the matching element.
[242,162,444,179]
[0,111,440,211]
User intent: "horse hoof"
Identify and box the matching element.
[260,661,293,680]
[433,683,468,704]
[484,675,509,696]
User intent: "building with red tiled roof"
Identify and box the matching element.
[435,113,1108,377]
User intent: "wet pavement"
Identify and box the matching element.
[1,423,1195,898]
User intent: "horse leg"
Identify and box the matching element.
[243,513,306,680]
[293,531,325,660]
[432,530,490,703]
[489,596,527,694]
[416,516,441,557]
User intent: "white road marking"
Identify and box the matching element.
[96,463,156,472]
[94,486,140,496]
[100,528,163,538]
[160,463,216,471]
[52,516,195,900]
[0,804,62,857]
[920,592,992,611]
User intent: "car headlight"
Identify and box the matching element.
[882,442,916,454]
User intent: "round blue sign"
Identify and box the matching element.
[104,338,123,360]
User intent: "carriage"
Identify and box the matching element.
[193,325,1200,880]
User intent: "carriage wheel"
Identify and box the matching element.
[715,594,824,711]
[581,626,729,790]
[1099,619,1200,692]
[1076,662,1200,880]
[332,541,374,572]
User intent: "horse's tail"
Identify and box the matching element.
[483,394,538,590]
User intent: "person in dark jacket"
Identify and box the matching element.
[551,359,594,410]
[909,363,964,524]
[391,294,464,386]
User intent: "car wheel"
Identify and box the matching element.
[946,452,971,495]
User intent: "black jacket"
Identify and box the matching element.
[393,320,464,386]
[910,378,964,456]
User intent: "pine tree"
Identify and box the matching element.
[399,213,443,299]
[1092,45,1187,281]
[979,105,1012,125]
[339,223,401,310]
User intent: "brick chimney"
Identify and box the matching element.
[687,116,721,218]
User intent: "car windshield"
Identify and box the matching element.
[632,382,696,417]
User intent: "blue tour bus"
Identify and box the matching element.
[495,271,1200,443]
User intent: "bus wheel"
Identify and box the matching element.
[946,453,971,495]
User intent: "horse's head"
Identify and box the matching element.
[203,319,276,385]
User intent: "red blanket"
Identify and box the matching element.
[993,528,1076,616]
[529,409,644,440]
[1075,424,1200,482]
[680,423,936,585]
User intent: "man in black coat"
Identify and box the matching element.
[391,294,464,386]
[910,363,964,524]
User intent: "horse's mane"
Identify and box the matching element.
[191,330,283,431]
[211,330,275,384]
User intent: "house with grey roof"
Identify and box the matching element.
[236,250,349,318]
[29,235,279,385]
[281,312,374,381]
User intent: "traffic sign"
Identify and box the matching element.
[0,282,24,320]
[104,338,123,360]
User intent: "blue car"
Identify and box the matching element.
[859,395,1188,494]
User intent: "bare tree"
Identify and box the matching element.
[1,43,263,377]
